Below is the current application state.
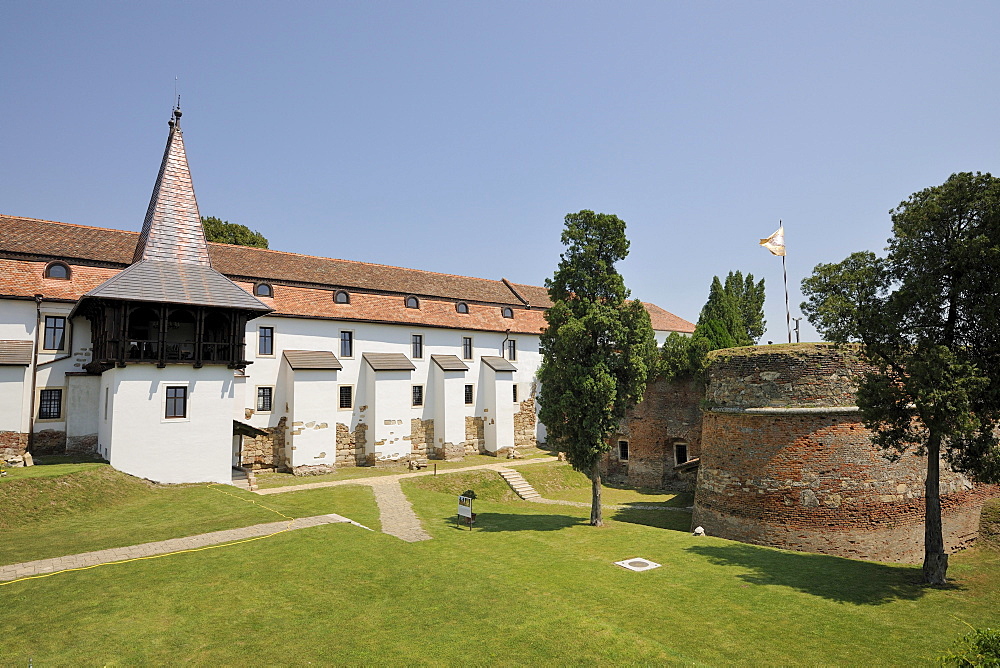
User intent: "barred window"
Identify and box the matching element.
[39,389,62,419]
[165,386,187,419]
[464,384,474,405]
[257,387,273,412]
[339,385,353,409]
[412,385,424,407]
[44,316,66,351]
[513,385,518,403]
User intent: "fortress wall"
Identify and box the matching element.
[692,343,997,563]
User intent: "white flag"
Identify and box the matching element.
[760,226,785,257]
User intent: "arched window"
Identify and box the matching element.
[44,262,71,280]
[334,290,350,304]
[254,283,273,298]
[456,302,469,314]
[501,306,514,319]
[405,296,420,309]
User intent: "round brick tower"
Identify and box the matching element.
[691,343,993,563]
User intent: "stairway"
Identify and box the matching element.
[231,467,258,492]
[497,467,542,501]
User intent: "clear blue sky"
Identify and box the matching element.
[4,1,999,343]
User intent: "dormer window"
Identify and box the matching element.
[254,283,273,298]
[501,307,514,319]
[405,296,420,309]
[334,290,350,304]
[456,302,469,314]
[44,262,71,280]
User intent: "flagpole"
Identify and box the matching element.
[782,253,791,344]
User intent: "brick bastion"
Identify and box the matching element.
[690,343,998,563]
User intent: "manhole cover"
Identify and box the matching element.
[614,557,661,572]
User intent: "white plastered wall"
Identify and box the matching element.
[432,365,467,450]
[483,367,515,453]
[286,367,338,469]
[100,364,236,484]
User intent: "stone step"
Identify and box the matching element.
[496,468,542,501]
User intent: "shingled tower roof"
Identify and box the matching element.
[133,107,212,266]
[77,108,270,314]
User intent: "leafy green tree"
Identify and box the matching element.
[538,210,658,526]
[201,216,269,248]
[660,271,764,380]
[801,172,1000,585]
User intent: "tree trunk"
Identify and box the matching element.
[590,468,603,527]
[923,429,948,585]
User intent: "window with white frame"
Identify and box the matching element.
[412,385,424,407]
[38,388,63,420]
[165,386,188,419]
[339,385,354,409]
[462,336,473,360]
[411,334,423,359]
[43,315,66,351]
[256,386,274,412]
[505,339,516,361]
[340,330,353,358]
[258,326,274,356]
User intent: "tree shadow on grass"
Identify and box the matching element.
[445,512,585,533]
[684,542,958,605]
[612,507,693,532]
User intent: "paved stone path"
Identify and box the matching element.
[370,479,432,542]
[0,513,367,584]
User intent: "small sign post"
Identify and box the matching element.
[457,493,474,530]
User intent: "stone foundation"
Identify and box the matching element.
[291,463,336,476]
[241,416,288,470]
[67,433,98,455]
[410,418,434,458]
[1,431,28,459]
[464,416,485,455]
[433,441,466,460]
[335,422,367,467]
[514,398,537,448]
[32,429,66,455]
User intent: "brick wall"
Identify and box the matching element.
[692,344,998,563]
[602,376,704,489]
[1,431,29,461]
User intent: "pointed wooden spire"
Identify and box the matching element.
[132,106,212,266]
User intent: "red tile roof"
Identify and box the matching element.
[0,215,695,335]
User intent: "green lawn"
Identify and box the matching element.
[253,449,553,489]
[518,460,694,507]
[1,464,998,665]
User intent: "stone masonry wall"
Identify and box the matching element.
[31,429,66,455]
[335,422,367,467]
[241,416,288,470]
[409,418,434,459]
[1,431,29,463]
[514,398,537,449]
[601,376,704,490]
[693,343,998,563]
[464,416,485,455]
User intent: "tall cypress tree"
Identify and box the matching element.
[538,210,657,526]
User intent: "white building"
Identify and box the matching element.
[0,108,695,484]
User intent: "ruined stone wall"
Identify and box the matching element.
[1,431,29,463]
[464,416,485,455]
[514,398,537,449]
[31,429,66,455]
[66,433,98,455]
[409,418,434,459]
[241,416,288,470]
[692,343,998,563]
[335,422,367,467]
[602,376,704,490]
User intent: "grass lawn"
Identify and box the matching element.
[518,460,694,507]
[2,465,998,665]
[254,449,553,489]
